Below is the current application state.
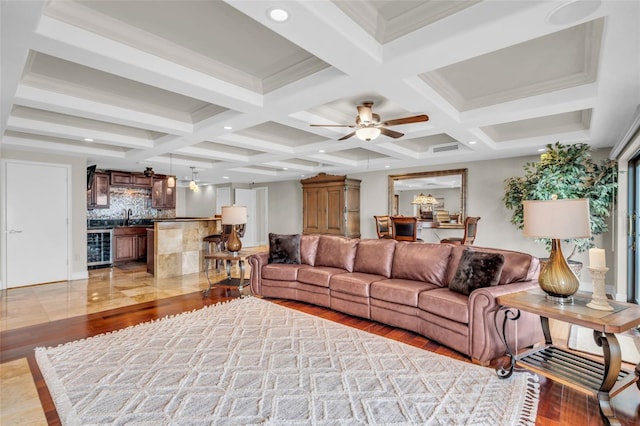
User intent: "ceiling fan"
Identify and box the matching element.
[310,102,429,141]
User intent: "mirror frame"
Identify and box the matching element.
[388,168,468,221]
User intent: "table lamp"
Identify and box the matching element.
[221,205,247,254]
[523,197,591,303]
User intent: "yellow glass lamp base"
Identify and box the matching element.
[538,239,579,303]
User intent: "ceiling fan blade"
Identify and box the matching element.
[310,124,355,128]
[338,131,356,141]
[381,114,429,127]
[380,127,404,139]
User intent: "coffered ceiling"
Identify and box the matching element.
[2,1,638,186]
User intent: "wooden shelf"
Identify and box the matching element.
[517,345,632,396]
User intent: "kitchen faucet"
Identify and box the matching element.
[124,208,133,226]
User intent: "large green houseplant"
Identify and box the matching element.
[503,142,617,260]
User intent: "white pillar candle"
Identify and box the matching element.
[589,247,606,269]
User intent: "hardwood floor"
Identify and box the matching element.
[1,265,638,425]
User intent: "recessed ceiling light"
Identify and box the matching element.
[268,7,289,22]
[223,126,232,130]
[84,138,94,142]
[385,165,390,168]
[223,176,229,179]
[468,140,477,145]
[538,148,546,152]
[283,167,288,170]
[546,0,601,25]
[318,149,325,153]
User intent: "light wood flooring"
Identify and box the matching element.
[1,250,638,425]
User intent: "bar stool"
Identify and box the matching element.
[203,233,224,271]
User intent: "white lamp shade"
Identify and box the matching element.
[523,198,591,239]
[221,205,247,225]
[355,127,381,141]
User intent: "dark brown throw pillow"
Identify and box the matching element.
[449,249,505,296]
[268,233,301,264]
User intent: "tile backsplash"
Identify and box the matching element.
[87,187,175,220]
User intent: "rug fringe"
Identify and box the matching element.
[519,373,540,426]
[33,296,254,352]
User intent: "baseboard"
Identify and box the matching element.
[71,271,89,281]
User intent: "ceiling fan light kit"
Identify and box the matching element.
[311,101,429,142]
[356,127,381,141]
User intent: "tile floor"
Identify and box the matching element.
[0,247,263,425]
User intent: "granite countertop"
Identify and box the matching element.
[88,217,219,229]
[87,219,155,229]
[157,217,220,222]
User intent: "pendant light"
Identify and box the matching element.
[189,167,200,192]
[167,153,175,188]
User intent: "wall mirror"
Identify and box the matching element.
[388,169,467,227]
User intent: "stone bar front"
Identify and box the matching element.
[149,218,220,278]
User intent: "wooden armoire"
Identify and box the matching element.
[301,173,361,238]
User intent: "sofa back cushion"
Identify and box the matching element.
[446,245,539,285]
[353,238,397,277]
[391,242,452,287]
[300,235,321,265]
[314,236,359,272]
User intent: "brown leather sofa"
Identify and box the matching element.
[248,235,543,365]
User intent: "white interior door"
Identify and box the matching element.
[215,187,230,215]
[235,188,257,247]
[3,161,69,288]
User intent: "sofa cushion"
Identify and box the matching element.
[446,245,536,286]
[353,238,396,277]
[391,242,452,287]
[330,272,385,297]
[448,249,505,296]
[262,264,310,281]
[268,233,301,264]
[314,236,359,272]
[300,235,321,266]
[298,266,346,288]
[370,278,438,307]
[419,287,469,324]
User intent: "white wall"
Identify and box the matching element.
[182,184,216,217]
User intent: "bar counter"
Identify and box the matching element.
[148,217,221,278]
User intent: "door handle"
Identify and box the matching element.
[8,229,23,234]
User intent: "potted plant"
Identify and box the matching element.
[503,142,617,266]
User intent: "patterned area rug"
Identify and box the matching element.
[36,297,539,425]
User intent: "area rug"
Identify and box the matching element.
[35,297,539,425]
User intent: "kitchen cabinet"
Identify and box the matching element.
[114,227,147,263]
[110,171,152,188]
[152,175,176,209]
[87,172,110,209]
[301,173,360,238]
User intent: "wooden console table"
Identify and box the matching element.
[496,290,640,426]
[203,250,251,296]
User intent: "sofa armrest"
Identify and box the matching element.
[248,252,268,295]
[467,281,544,364]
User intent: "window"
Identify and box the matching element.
[628,156,640,304]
